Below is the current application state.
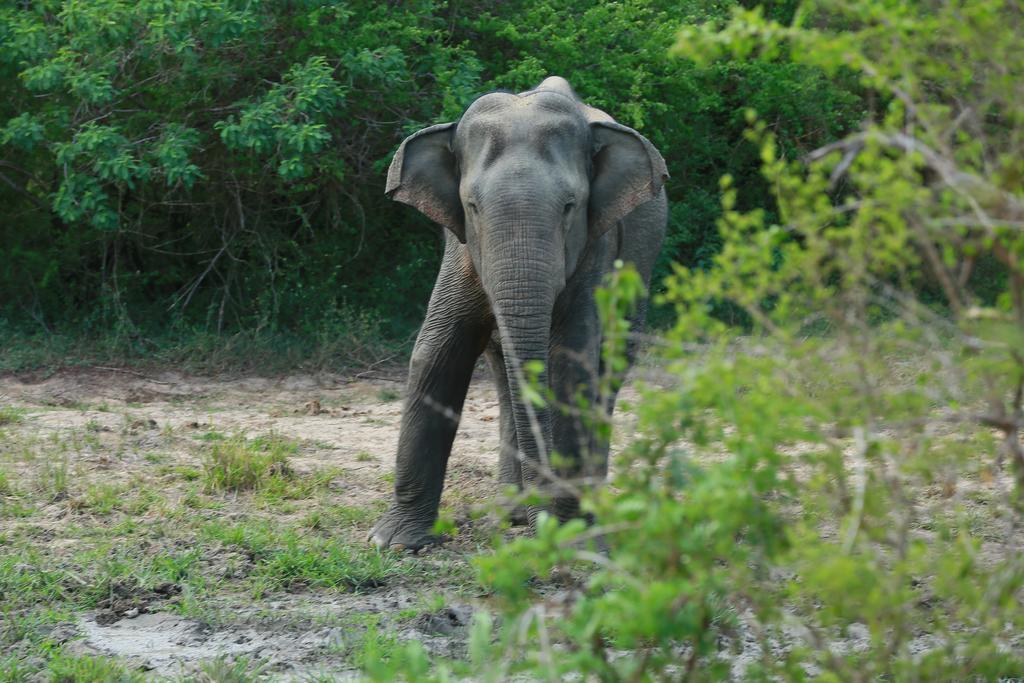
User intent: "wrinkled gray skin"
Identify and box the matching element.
[369,77,668,550]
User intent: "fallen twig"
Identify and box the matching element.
[88,366,173,385]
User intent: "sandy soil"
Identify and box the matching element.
[0,366,638,680]
[1,367,508,505]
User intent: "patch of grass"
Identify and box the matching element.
[351,621,403,673]
[194,655,268,683]
[36,456,69,502]
[298,509,328,531]
[46,651,146,682]
[181,485,224,510]
[0,406,25,425]
[199,430,227,442]
[70,544,201,609]
[120,486,163,516]
[257,466,340,505]
[3,610,75,654]
[74,482,126,515]
[299,503,380,531]
[394,594,446,622]
[0,552,70,610]
[355,450,376,462]
[202,434,296,493]
[248,432,299,454]
[201,520,276,558]
[0,311,408,375]
[0,468,15,496]
[202,520,405,596]
[151,549,202,583]
[0,655,36,680]
[172,589,227,626]
[251,535,403,596]
[376,387,401,402]
[163,464,201,481]
[0,608,79,679]
[0,498,34,519]
[107,518,139,537]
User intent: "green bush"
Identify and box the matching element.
[0,0,860,364]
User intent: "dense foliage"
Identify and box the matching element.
[0,0,861,365]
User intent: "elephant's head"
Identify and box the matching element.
[386,78,667,507]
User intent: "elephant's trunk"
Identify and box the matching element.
[491,293,555,522]
[482,198,568,524]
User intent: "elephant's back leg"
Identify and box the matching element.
[597,190,668,417]
[611,189,668,359]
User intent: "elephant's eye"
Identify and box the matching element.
[466,201,479,216]
[563,202,575,217]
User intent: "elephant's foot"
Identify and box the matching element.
[367,506,442,552]
[553,496,581,522]
[507,504,529,527]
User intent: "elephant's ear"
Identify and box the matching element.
[588,121,668,239]
[386,122,465,243]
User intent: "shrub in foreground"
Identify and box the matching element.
[377,1,1024,680]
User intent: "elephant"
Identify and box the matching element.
[368,76,668,550]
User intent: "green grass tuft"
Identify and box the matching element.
[202,434,296,493]
[0,406,24,426]
[195,655,268,683]
[36,456,69,502]
[0,468,15,497]
[376,387,401,402]
[76,482,125,515]
[252,536,401,595]
[201,520,404,596]
[45,651,146,683]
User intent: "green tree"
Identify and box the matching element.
[0,0,860,365]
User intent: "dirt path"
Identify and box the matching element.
[1,368,507,503]
[2,367,578,679]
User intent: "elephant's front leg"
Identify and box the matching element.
[369,251,490,551]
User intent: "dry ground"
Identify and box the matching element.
[1,366,597,680]
[3,366,1019,681]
